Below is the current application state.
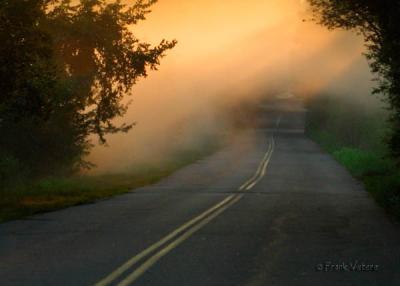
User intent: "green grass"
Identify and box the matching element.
[333,147,400,219]
[306,94,400,219]
[332,148,392,177]
[309,133,400,219]
[0,142,222,222]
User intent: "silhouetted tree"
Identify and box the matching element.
[308,0,400,160]
[0,0,176,180]
[45,0,177,143]
[0,0,79,179]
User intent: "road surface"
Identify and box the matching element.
[1,97,400,286]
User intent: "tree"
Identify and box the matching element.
[0,0,176,179]
[45,0,177,143]
[307,0,400,160]
[0,0,78,179]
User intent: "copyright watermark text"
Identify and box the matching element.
[315,261,379,272]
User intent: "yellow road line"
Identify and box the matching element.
[243,115,280,190]
[245,137,275,191]
[239,137,273,191]
[117,194,244,286]
[239,114,280,191]
[95,195,236,286]
[95,131,277,286]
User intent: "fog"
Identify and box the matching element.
[87,0,377,174]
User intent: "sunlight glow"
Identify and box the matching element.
[89,0,369,173]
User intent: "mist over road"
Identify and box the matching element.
[1,97,400,286]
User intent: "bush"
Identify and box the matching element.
[333,148,392,177]
[306,94,400,219]
[306,94,388,153]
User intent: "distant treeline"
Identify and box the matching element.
[308,0,400,162]
[0,0,176,187]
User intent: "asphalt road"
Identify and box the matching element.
[1,97,400,286]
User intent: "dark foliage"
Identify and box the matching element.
[308,0,400,160]
[0,0,176,182]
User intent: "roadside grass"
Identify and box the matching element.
[306,95,400,220]
[0,142,222,222]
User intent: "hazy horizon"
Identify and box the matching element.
[88,0,376,174]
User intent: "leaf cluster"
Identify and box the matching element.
[0,0,176,178]
[308,0,400,159]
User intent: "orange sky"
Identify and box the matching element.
[88,0,371,173]
[134,0,302,59]
[129,0,366,94]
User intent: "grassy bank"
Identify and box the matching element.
[0,141,222,222]
[306,95,400,219]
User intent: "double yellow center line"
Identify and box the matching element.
[95,135,276,286]
[239,136,275,191]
